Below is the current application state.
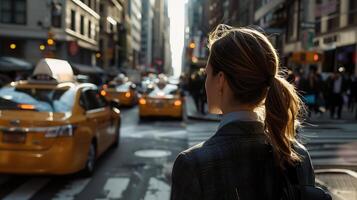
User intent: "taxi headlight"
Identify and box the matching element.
[45,125,74,138]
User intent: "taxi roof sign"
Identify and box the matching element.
[31,58,74,83]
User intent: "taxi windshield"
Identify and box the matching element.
[115,82,132,92]
[0,86,76,113]
[148,84,178,98]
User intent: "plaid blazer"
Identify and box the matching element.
[170,121,315,200]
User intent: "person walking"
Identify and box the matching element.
[171,25,329,200]
[327,70,347,119]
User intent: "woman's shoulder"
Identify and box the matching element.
[293,141,315,185]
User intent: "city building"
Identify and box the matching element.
[152,0,165,73]
[98,0,124,71]
[0,0,100,66]
[162,0,172,75]
[313,0,357,75]
[127,0,142,69]
[140,0,155,72]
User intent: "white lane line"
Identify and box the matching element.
[144,177,170,200]
[53,178,91,200]
[3,178,50,200]
[103,177,130,199]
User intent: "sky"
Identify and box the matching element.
[168,0,186,77]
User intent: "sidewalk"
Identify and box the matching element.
[307,108,357,124]
[185,94,357,124]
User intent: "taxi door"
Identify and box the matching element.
[80,88,111,155]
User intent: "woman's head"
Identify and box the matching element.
[206,24,305,167]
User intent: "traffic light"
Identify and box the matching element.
[313,53,319,62]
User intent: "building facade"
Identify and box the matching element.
[0,0,101,66]
[98,0,124,70]
[127,0,142,69]
[313,0,357,75]
[140,0,155,71]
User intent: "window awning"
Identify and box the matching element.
[0,57,33,72]
[70,63,105,75]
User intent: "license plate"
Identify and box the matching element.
[155,101,164,108]
[2,132,26,144]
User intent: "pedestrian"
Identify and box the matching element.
[171,25,329,200]
[327,69,348,119]
[189,71,202,113]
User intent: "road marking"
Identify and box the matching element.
[103,177,130,199]
[53,178,91,200]
[144,177,170,200]
[3,178,50,200]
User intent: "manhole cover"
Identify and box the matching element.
[134,149,172,158]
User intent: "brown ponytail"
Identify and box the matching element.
[265,76,303,168]
[208,24,305,168]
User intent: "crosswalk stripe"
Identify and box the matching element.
[309,149,357,158]
[3,178,50,200]
[52,178,91,200]
[144,177,170,200]
[103,177,130,199]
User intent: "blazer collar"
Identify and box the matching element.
[204,120,266,146]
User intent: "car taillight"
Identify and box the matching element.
[44,125,74,138]
[18,104,36,110]
[139,98,146,105]
[174,100,182,106]
[125,92,131,98]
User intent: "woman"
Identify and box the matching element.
[170,25,315,200]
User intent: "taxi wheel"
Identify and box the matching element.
[83,142,96,176]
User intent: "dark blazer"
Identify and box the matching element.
[170,121,315,200]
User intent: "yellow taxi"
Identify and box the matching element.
[138,81,183,120]
[102,81,138,107]
[0,58,121,175]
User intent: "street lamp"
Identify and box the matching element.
[39,44,46,51]
[10,43,16,49]
[47,38,55,46]
[189,42,196,49]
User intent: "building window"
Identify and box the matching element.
[315,17,321,34]
[327,1,340,31]
[70,9,76,31]
[349,0,357,24]
[88,20,92,38]
[88,0,92,9]
[0,0,26,24]
[51,1,62,28]
[93,0,97,12]
[80,15,84,35]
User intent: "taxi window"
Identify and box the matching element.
[0,86,75,112]
[80,89,107,111]
[148,84,178,97]
[115,82,131,92]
